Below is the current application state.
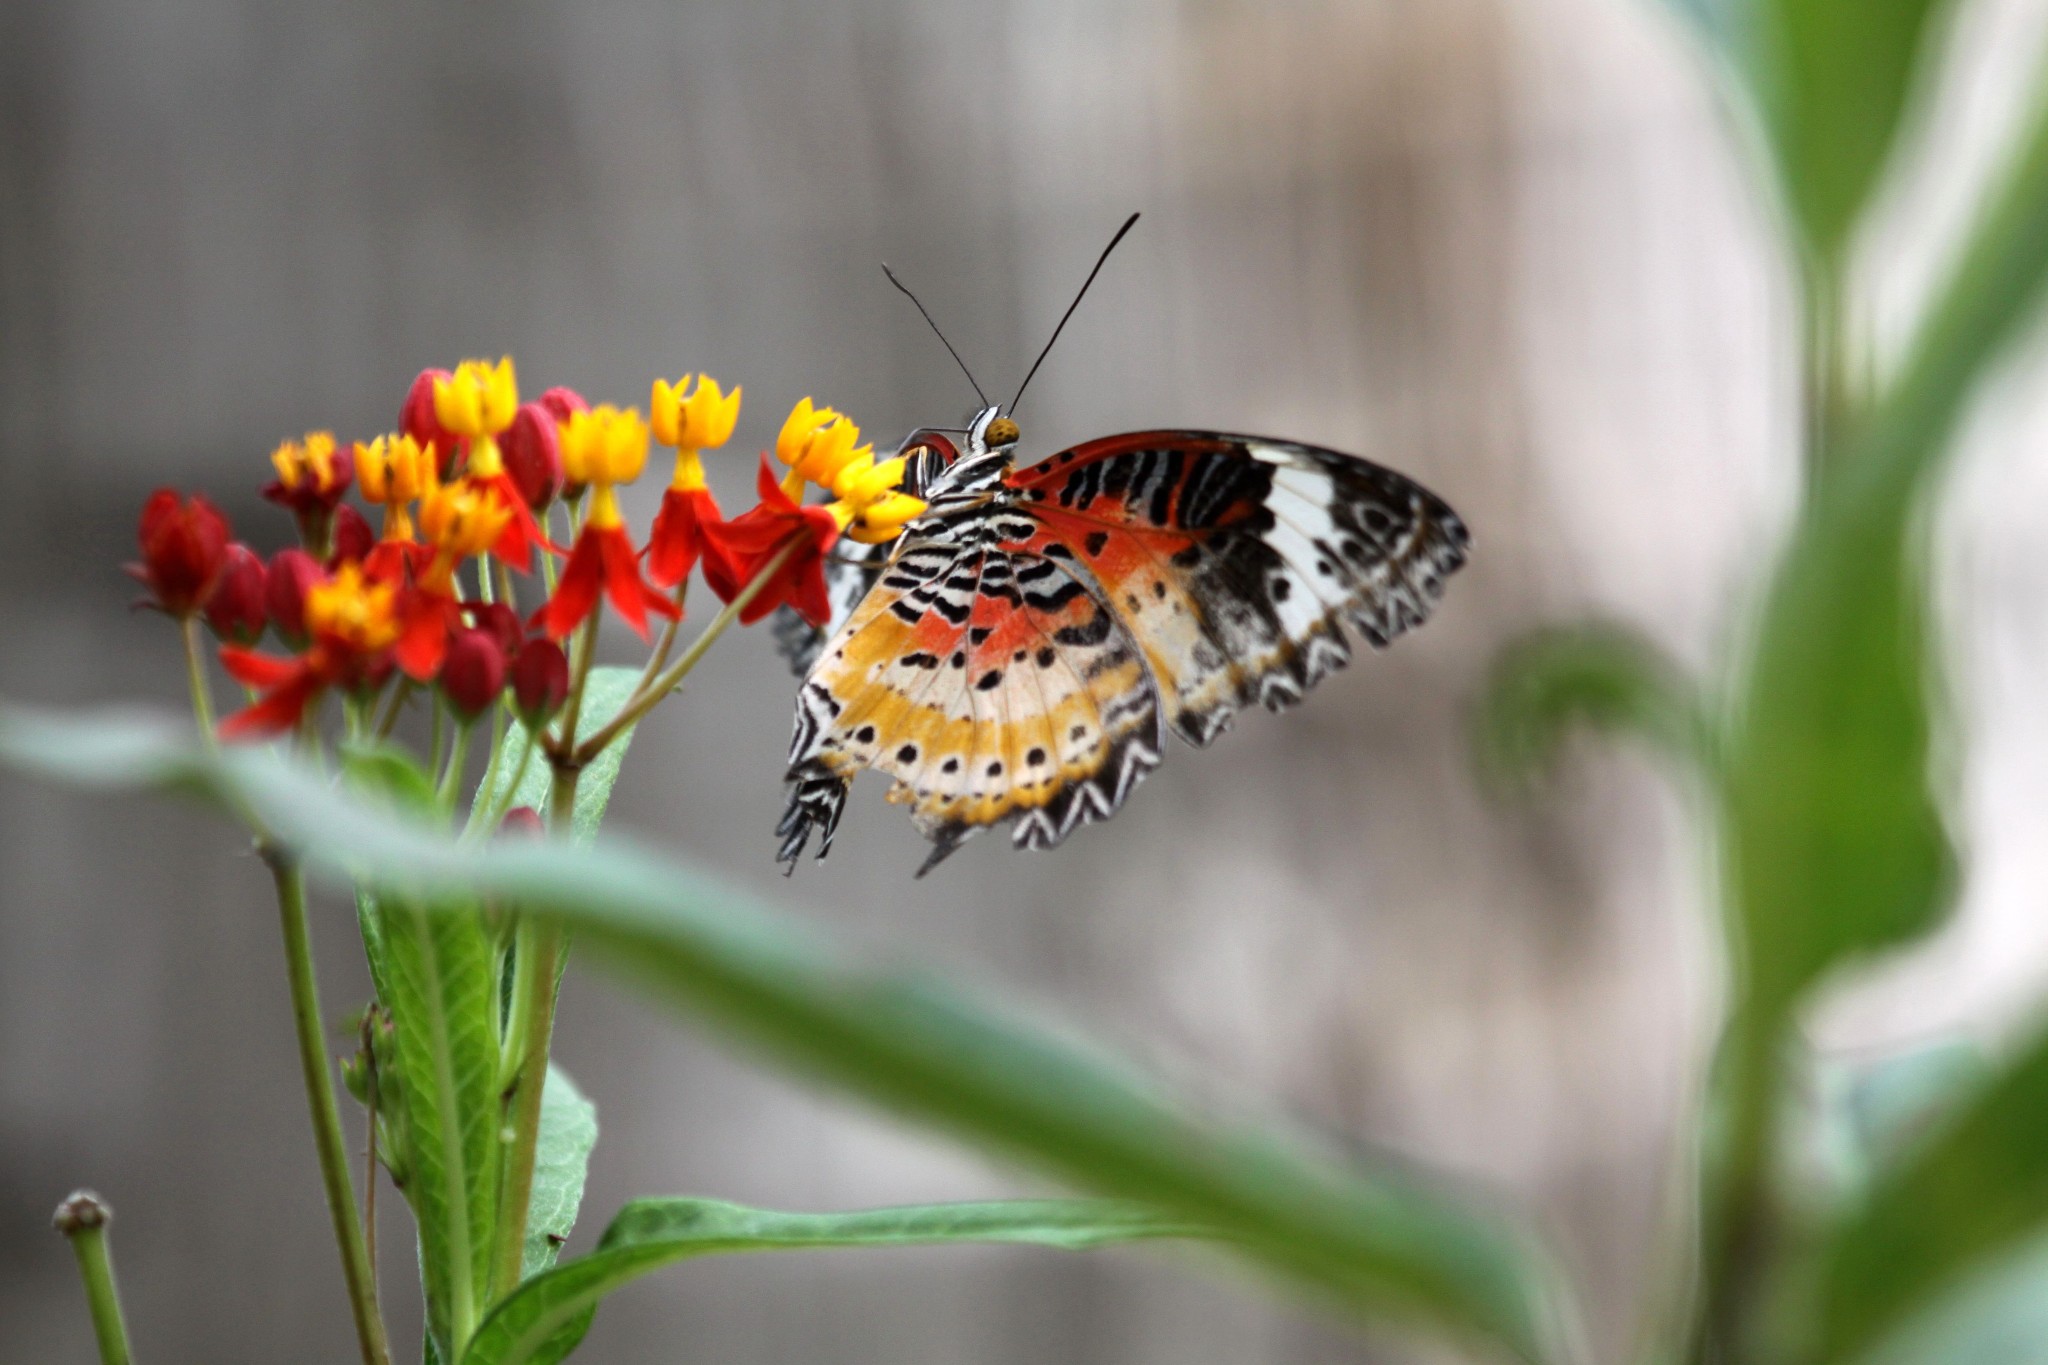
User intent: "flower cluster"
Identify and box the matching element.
[131,358,928,743]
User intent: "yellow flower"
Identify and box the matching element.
[843,491,929,544]
[433,357,519,439]
[305,562,400,653]
[354,433,437,541]
[651,375,741,451]
[776,397,840,466]
[558,405,650,529]
[418,478,513,562]
[828,454,909,505]
[270,431,344,495]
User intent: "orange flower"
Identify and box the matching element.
[430,359,551,570]
[645,375,739,590]
[219,563,398,738]
[537,406,679,640]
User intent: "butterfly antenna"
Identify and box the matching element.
[882,263,989,408]
[1009,211,1140,415]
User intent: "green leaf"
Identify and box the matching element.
[340,743,441,1008]
[379,886,501,1357]
[465,1197,1204,1365]
[1476,622,1711,786]
[0,709,1567,1363]
[480,667,645,842]
[524,1065,597,1280]
[1665,0,1951,266]
[1753,0,1951,265]
[1855,1232,2048,1365]
[1816,1028,2048,1362]
[1723,61,2048,1025]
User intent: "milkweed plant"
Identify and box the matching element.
[10,2,2048,1363]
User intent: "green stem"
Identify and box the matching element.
[575,537,798,764]
[180,616,216,737]
[265,847,393,1365]
[53,1192,133,1365]
[436,719,476,809]
[373,679,415,741]
[476,730,539,836]
[1686,1008,1783,1365]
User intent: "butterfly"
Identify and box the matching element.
[770,214,1469,875]
[772,404,1469,875]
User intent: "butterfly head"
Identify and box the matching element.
[967,405,1020,456]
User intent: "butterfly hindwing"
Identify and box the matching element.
[1003,431,1469,746]
[780,533,1163,874]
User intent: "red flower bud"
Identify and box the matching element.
[498,806,545,839]
[329,504,374,567]
[510,638,569,727]
[131,489,230,617]
[464,601,524,658]
[439,627,506,720]
[266,549,323,649]
[537,386,587,424]
[204,544,268,644]
[500,402,564,512]
[402,368,461,476]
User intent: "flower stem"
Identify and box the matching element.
[264,846,392,1365]
[575,538,798,764]
[53,1192,133,1365]
[488,618,594,1303]
[436,719,476,809]
[180,616,216,737]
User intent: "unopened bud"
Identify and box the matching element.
[440,628,506,720]
[501,402,564,512]
[329,504,374,566]
[265,549,324,649]
[510,638,569,728]
[52,1190,111,1235]
[401,368,460,476]
[204,544,267,645]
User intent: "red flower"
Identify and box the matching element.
[701,457,842,626]
[537,523,678,640]
[646,485,722,589]
[501,401,565,512]
[401,368,460,476]
[130,489,230,617]
[439,627,507,719]
[264,432,355,550]
[204,544,267,644]
[393,587,464,681]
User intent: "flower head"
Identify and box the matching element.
[511,637,569,728]
[305,562,401,654]
[131,489,230,617]
[701,457,846,626]
[651,375,741,455]
[219,561,400,739]
[401,368,459,474]
[419,478,514,568]
[439,627,507,720]
[356,433,437,542]
[433,358,519,439]
[264,433,356,547]
[329,505,375,567]
[774,400,871,498]
[266,548,324,649]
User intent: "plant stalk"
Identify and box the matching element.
[265,847,392,1365]
[575,538,798,763]
[53,1192,133,1365]
[180,616,215,736]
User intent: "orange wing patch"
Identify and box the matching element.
[780,543,1162,874]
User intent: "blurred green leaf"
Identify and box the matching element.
[0,706,1567,1364]
[380,885,501,1356]
[465,1197,1205,1365]
[1658,0,1950,266]
[1817,1028,2048,1363]
[1725,57,2048,1022]
[340,743,442,1015]
[1476,623,1710,786]
[481,667,643,842]
[1856,1232,2048,1365]
[524,1065,597,1281]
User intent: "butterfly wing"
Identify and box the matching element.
[1003,431,1469,746]
[780,535,1164,875]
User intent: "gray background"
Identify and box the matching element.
[5,1,2048,1362]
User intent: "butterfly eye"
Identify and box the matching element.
[984,416,1020,447]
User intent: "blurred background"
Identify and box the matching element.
[4,1,2048,1361]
